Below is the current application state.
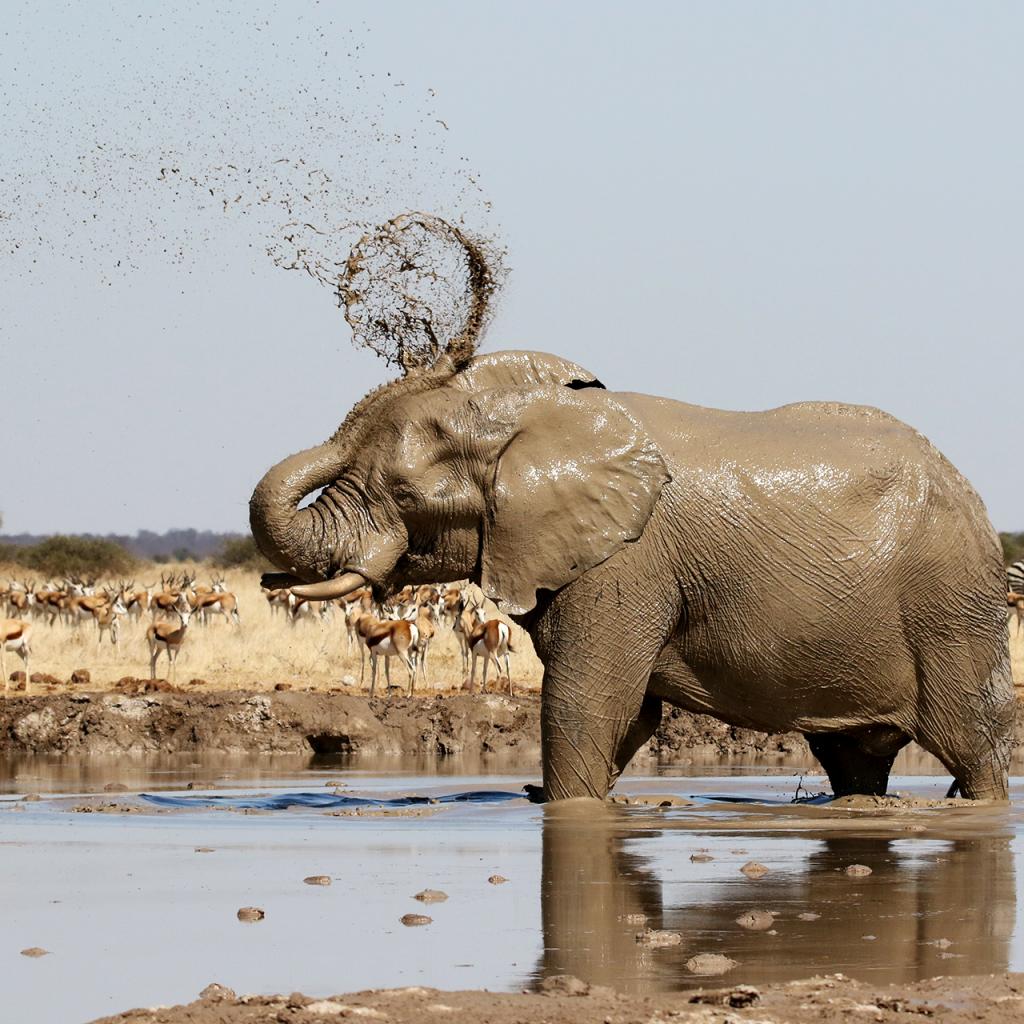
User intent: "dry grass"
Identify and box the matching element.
[3,568,544,694]
[5,564,1024,695]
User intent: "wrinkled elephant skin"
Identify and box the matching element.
[250,349,1014,802]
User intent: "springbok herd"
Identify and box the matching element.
[0,573,517,698]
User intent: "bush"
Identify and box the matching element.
[17,536,137,578]
[213,535,272,572]
[1001,533,1024,566]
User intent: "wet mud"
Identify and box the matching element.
[86,974,1024,1024]
[0,690,820,760]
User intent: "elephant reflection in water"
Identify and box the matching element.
[536,804,1015,993]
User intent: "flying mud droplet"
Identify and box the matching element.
[338,211,505,374]
[690,851,714,863]
[401,913,433,927]
[798,912,820,921]
[686,954,739,975]
[20,947,50,958]
[487,874,508,885]
[303,875,332,886]
[845,863,873,877]
[237,906,265,922]
[413,889,448,903]
[740,861,769,879]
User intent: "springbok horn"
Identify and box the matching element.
[289,572,367,602]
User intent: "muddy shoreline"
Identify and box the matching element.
[0,691,813,760]
[92,974,1024,1024]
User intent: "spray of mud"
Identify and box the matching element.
[338,212,504,372]
[0,3,502,354]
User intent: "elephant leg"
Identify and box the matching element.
[805,726,909,797]
[912,646,1014,801]
[611,695,663,785]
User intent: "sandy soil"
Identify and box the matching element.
[0,690,812,760]
[92,973,1024,1024]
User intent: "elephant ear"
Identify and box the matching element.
[452,350,604,393]
[472,385,670,615]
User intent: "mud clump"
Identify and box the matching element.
[413,889,448,903]
[741,861,770,879]
[636,928,682,948]
[20,947,50,958]
[689,985,761,1008]
[736,910,775,931]
[690,851,714,863]
[70,669,91,686]
[686,953,739,975]
[303,875,332,886]
[198,984,236,1001]
[400,913,432,927]
[487,875,509,885]
[846,863,873,877]
[798,912,821,921]
[236,907,265,923]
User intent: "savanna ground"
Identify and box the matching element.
[1,566,543,695]
[5,563,1024,695]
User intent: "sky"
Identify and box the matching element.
[1,2,1021,533]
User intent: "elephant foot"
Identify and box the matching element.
[805,728,909,798]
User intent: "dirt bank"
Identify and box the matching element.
[0,691,809,760]
[92,973,1024,1024]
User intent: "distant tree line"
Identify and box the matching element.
[0,531,270,577]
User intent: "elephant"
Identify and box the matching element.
[250,339,1015,802]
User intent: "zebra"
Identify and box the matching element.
[1006,561,1024,635]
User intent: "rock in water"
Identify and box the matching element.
[740,861,769,879]
[735,910,775,931]
[636,928,683,948]
[845,863,873,877]
[686,953,739,975]
[413,889,448,903]
[303,875,332,886]
[401,913,432,927]
[237,906,265,922]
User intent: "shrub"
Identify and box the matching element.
[213,535,272,572]
[1001,533,1024,566]
[17,536,137,578]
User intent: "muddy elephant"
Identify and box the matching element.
[250,338,1014,801]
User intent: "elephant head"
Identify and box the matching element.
[249,346,671,615]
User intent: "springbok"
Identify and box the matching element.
[411,603,437,688]
[146,603,192,680]
[1008,592,1024,636]
[94,598,127,648]
[466,619,514,697]
[362,616,419,699]
[2,619,32,695]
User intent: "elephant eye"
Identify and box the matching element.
[391,482,421,509]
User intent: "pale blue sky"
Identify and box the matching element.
[1,2,1021,533]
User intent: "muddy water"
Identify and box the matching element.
[1,757,1023,1024]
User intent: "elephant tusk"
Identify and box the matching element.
[289,571,367,601]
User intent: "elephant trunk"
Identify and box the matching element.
[249,442,348,583]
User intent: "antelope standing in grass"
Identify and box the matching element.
[2,619,31,694]
[363,615,419,699]
[191,587,241,626]
[146,602,192,680]
[412,603,437,688]
[1008,592,1024,636]
[94,598,127,648]
[466,619,514,697]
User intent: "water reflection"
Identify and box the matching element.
[536,801,1016,991]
